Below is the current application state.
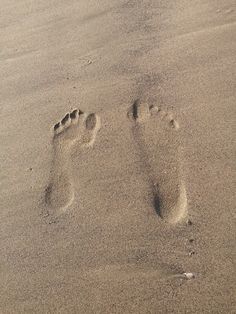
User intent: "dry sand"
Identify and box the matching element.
[0,0,235,313]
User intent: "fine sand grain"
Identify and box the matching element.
[0,0,235,313]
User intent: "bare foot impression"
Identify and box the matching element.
[128,102,187,224]
[45,109,101,216]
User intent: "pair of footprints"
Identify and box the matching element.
[45,103,187,224]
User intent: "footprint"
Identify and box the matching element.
[82,263,183,283]
[45,109,101,216]
[128,101,187,224]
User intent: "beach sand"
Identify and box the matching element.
[0,0,235,313]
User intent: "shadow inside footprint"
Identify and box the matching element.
[153,192,162,217]
[132,100,139,120]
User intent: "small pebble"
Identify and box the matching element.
[183,272,195,279]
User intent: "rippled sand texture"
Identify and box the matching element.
[0,0,235,313]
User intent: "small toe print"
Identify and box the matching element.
[170,119,179,129]
[70,109,78,119]
[85,113,97,130]
[61,113,70,125]
[54,122,61,131]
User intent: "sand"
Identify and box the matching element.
[0,0,235,313]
